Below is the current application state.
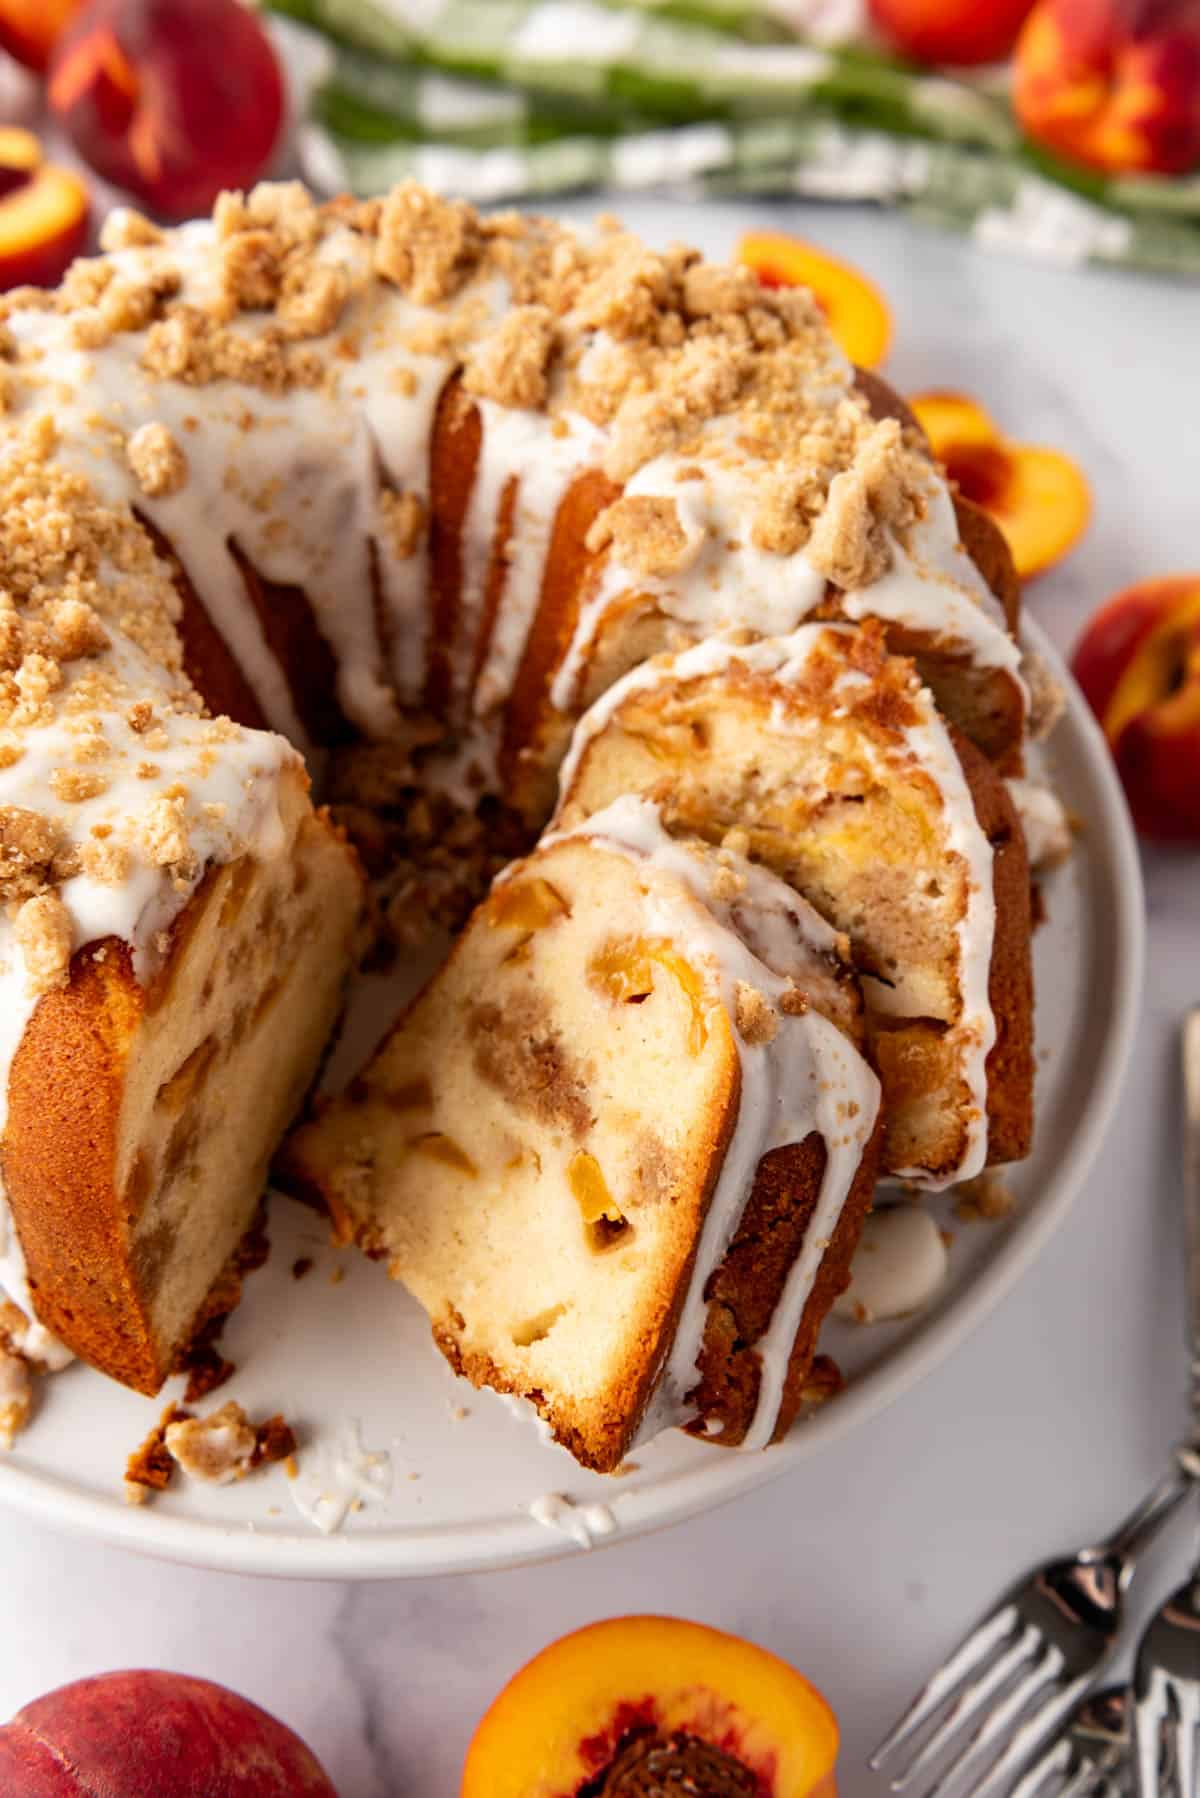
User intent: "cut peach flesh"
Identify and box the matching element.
[461,1614,839,1798]
[0,164,89,292]
[738,231,892,369]
[589,937,708,1053]
[1103,581,1200,743]
[0,127,41,174]
[567,1150,621,1226]
[910,389,1090,579]
[909,390,997,450]
[487,876,569,932]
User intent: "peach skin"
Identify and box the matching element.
[461,1615,839,1797]
[739,231,892,369]
[1015,0,1200,175]
[909,389,1090,581]
[0,0,83,72]
[0,129,88,293]
[0,1670,337,1795]
[1073,575,1200,840]
[870,0,1035,66]
[49,0,284,221]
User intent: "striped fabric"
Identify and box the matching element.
[265,0,1200,274]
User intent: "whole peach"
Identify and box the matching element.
[0,0,84,72]
[1072,576,1200,841]
[49,0,284,220]
[869,0,1036,65]
[0,1670,337,1795]
[1015,0,1200,175]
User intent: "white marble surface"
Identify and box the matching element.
[3,193,1199,1795]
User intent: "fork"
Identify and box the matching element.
[1133,1569,1200,1797]
[869,1465,1193,1796]
[1129,1011,1200,1797]
[1013,1686,1173,1798]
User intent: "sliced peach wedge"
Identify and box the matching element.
[461,1615,839,1797]
[739,231,892,370]
[0,126,89,293]
[909,389,1090,582]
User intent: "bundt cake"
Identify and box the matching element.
[554,621,1033,1186]
[282,798,882,1472]
[0,177,1049,1450]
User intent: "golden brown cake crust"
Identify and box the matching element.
[5,938,160,1390]
[692,1116,884,1448]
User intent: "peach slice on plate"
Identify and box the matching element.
[1072,575,1200,841]
[0,127,89,293]
[739,231,892,369]
[908,389,1090,581]
[461,1614,839,1797]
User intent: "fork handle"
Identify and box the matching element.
[1099,1465,1194,1570]
[1184,1011,1200,1426]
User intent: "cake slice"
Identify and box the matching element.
[282,798,882,1473]
[1,766,361,1394]
[555,621,1033,1187]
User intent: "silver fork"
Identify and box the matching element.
[1133,1570,1200,1797]
[1014,1686,1174,1798]
[1129,1012,1200,1796]
[869,1466,1193,1797]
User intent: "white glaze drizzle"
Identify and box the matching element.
[550,396,1024,720]
[0,186,1028,1389]
[527,1492,618,1548]
[467,401,605,721]
[288,1417,393,1534]
[556,625,997,1188]
[1006,777,1072,871]
[551,795,880,1452]
[832,1205,949,1323]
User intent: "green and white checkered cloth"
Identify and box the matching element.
[265,0,1200,275]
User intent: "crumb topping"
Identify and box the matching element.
[0,1344,33,1448]
[587,495,690,578]
[734,980,778,1046]
[805,420,930,590]
[164,1400,257,1483]
[462,304,556,410]
[127,422,188,498]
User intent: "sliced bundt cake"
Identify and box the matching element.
[555,623,1033,1187]
[282,798,882,1472]
[0,419,362,1393]
[0,177,1048,1420]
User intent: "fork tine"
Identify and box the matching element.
[891,1625,1040,1792]
[1174,1682,1198,1798]
[962,1676,1091,1798]
[1055,1764,1114,1798]
[1009,1731,1073,1798]
[921,1642,1063,1798]
[1136,1671,1170,1798]
[870,1605,1020,1771]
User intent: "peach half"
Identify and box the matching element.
[739,231,892,370]
[461,1615,838,1797]
[909,389,1090,581]
[1072,575,1200,840]
[0,127,89,294]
